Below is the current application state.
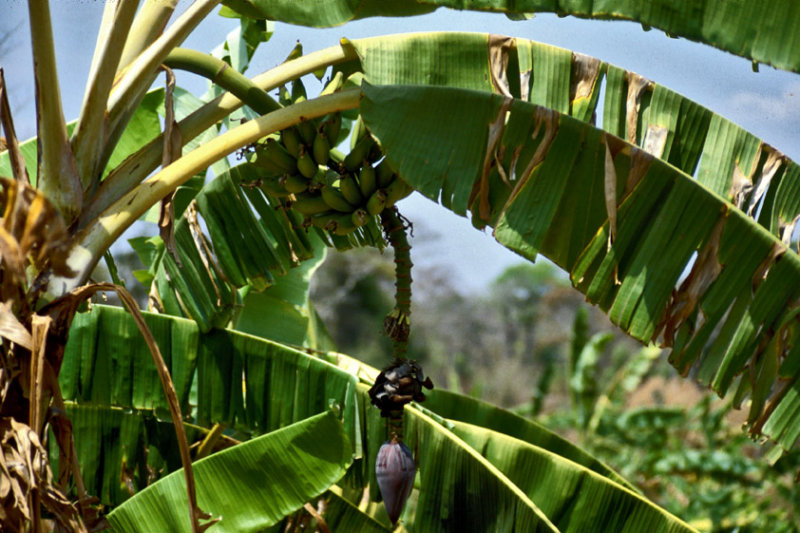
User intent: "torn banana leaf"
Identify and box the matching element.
[140,161,383,333]
[62,305,688,530]
[345,33,799,243]
[360,81,800,455]
[226,0,800,74]
[60,305,361,505]
[107,410,353,533]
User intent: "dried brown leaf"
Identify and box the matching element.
[28,315,51,435]
[470,96,513,221]
[186,202,228,305]
[624,72,652,145]
[488,35,515,98]
[746,145,785,218]
[0,417,85,531]
[751,241,785,292]
[625,144,653,197]
[1,178,73,279]
[0,69,30,184]
[494,106,559,231]
[603,134,618,249]
[570,53,602,102]
[160,67,182,265]
[642,124,669,158]
[729,163,753,211]
[0,303,30,353]
[655,212,728,346]
[780,213,800,250]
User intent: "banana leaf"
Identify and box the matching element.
[61,305,691,530]
[0,90,161,185]
[359,80,800,454]
[140,161,385,333]
[320,488,392,533]
[107,410,353,533]
[422,389,635,490]
[345,32,798,241]
[227,0,800,74]
[448,420,695,533]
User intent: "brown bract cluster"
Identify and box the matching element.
[368,359,433,417]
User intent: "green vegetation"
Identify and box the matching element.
[0,1,799,531]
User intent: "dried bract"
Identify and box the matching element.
[368,359,433,417]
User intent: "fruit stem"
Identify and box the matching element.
[380,207,412,359]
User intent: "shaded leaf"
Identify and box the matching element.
[107,410,352,533]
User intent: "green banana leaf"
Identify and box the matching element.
[449,420,695,533]
[0,90,161,185]
[107,410,352,533]
[359,80,800,454]
[226,0,800,74]
[319,488,392,533]
[345,32,798,240]
[138,161,385,333]
[48,403,201,507]
[422,389,636,490]
[61,305,692,531]
[231,233,336,349]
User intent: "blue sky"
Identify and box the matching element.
[1,2,798,291]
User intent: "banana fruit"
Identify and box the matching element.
[251,78,413,238]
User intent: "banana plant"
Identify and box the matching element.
[62,304,694,532]
[1,0,799,530]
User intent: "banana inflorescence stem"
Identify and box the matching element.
[380,207,412,359]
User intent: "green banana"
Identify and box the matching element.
[368,141,383,163]
[384,176,414,207]
[297,119,317,145]
[258,176,291,198]
[291,193,331,215]
[252,149,287,176]
[350,116,366,150]
[339,174,364,205]
[351,208,370,228]
[278,85,292,106]
[376,159,396,187]
[259,138,297,174]
[296,145,317,179]
[280,173,310,194]
[366,188,387,216]
[344,134,376,172]
[280,127,302,159]
[291,78,307,104]
[312,130,331,166]
[310,211,356,235]
[329,148,346,165]
[320,184,355,212]
[320,71,344,96]
[331,213,357,236]
[323,112,342,146]
[309,212,339,230]
[358,161,377,198]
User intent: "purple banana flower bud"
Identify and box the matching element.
[376,440,416,525]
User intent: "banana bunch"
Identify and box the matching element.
[251,76,414,237]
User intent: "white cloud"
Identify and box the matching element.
[728,82,800,123]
